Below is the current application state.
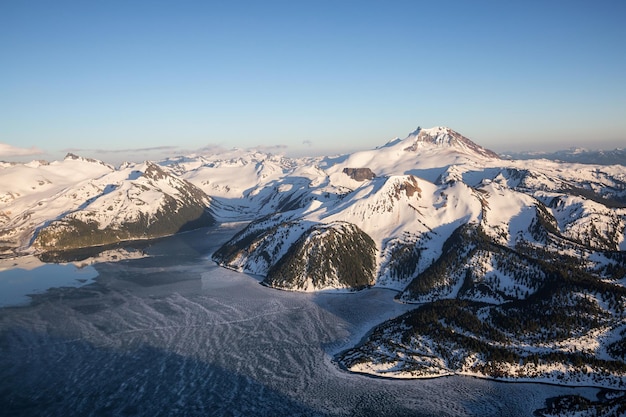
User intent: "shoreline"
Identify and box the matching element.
[338,363,625,391]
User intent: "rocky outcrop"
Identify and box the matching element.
[343,167,376,181]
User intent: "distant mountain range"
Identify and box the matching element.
[1,126,625,391]
[503,148,626,165]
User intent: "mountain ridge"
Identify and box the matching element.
[1,125,625,389]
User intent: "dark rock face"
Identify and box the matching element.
[343,167,376,181]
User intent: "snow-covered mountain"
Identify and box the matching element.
[2,126,625,388]
[1,154,115,253]
[206,126,626,388]
[161,150,304,218]
[32,161,216,252]
[1,155,216,254]
[505,147,626,166]
[211,127,626,290]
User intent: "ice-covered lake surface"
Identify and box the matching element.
[0,224,600,416]
[0,262,98,307]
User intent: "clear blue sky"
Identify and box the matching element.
[1,0,625,163]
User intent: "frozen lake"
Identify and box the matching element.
[0,225,599,416]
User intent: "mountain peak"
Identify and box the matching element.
[404,126,500,159]
[408,126,423,136]
[63,152,114,168]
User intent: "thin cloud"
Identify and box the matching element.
[62,146,180,154]
[193,144,230,155]
[302,140,313,147]
[101,146,180,154]
[58,145,185,165]
[0,143,44,157]
[250,144,288,153]
[191,144,288,156]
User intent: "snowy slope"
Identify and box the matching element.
[211,127,626,293]
[321,126,499,184]
[32,162,216,251]
[165,151,302,218]
[0,155,115,253]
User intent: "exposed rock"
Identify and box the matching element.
[343,167,376,181]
